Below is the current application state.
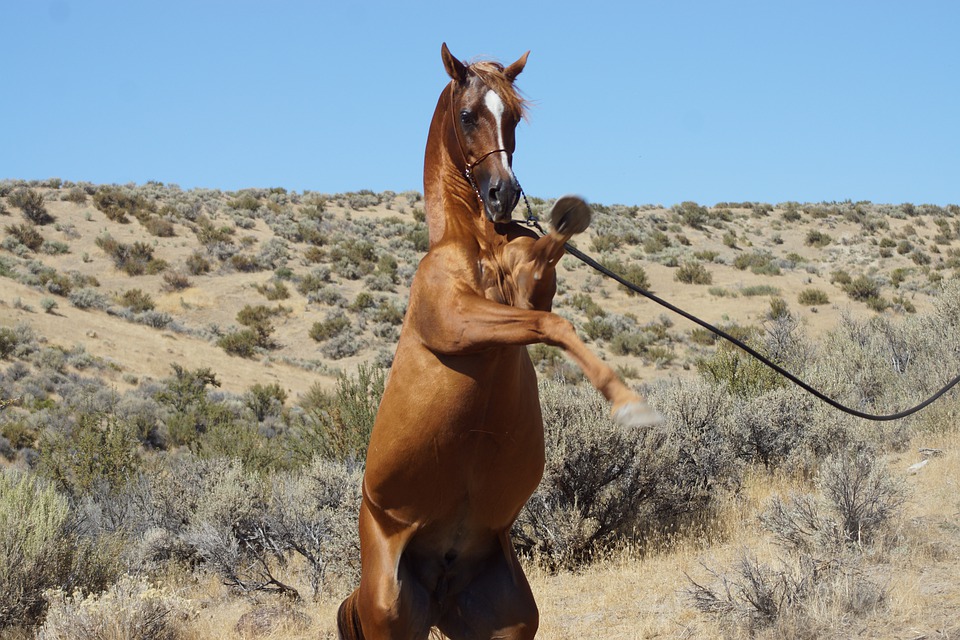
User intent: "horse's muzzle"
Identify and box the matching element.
[481,175,521,222]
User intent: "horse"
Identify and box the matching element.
[337,43,660,640]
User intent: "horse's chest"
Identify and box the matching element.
[478,256,516,306]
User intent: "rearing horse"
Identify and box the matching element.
[338,44,659,640]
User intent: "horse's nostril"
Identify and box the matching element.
[488,186,501,205]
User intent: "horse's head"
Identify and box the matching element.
[441,43,529,223]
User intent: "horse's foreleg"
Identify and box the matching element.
[416,295,658,425]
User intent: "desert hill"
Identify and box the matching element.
[2,178,954,402]
[2,179,960,639]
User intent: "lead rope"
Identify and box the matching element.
[515,192,960,421]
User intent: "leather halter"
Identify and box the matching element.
[447,82,510,205]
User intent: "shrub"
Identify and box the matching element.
[797,288,829,306]
[698,339,785,398]
[255,280,290,300]
[9,188,53,225]
[261,457,363,598]
[38,576,190,640]
[118,288,155,312]
[309,311,351,342]
[733,251,780,275]
[842,275,881,302]
[142,215,176,237]
[218,329,261,358]
[4,223,44,251]
[674,201,709,229]
[41,297,58,314]
[161,271,191,292]
[63,186,88,204]
[68,287,109,310]
[513,381,673,569]
[96,235,163,276]
[290,364,386,462]
[600,258,650,295]
[0,470,74,629]
[805,229,832,247]
[591,233,622,252]
[643,230,670,254]
[330,239,377,280]
[675,261,713,285]
[92,186,155,223]
[740,284,780,297]
[185,251,211,275]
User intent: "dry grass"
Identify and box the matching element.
[4,183,960,637]
[108,431,954,639]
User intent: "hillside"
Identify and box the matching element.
[2,179,955,401]
[2,179,960,639]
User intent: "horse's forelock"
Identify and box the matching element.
[468,60,528,120]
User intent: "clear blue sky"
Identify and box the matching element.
[2,1,958,207]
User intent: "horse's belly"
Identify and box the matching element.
[364,344,545,532]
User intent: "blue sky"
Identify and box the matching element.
[2,1,958,206]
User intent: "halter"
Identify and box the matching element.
[447,83,525,214]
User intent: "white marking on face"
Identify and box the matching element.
[484,90,514,178]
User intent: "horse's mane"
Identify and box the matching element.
[468,60,529,120]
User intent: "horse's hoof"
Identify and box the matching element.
[549,195,591,236]
[612,401,664,428]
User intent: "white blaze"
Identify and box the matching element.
[484,90,514,178]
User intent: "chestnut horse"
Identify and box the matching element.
[337,44,659,640]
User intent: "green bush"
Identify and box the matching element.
[309,311,351,342]
[185,251,211,275]
[37,413,140,498]
[118,288,155,312]
[643,230,670,254]
[217,329,261,358]
[797,288,829,306]
[675,261,713,285]
[600,258,650,295]
[733,251,780,276]
[842,275,881,302]
[290,364,386,462]
[0,471,74,629]
[805,229,832,247]
[95,235,164,276]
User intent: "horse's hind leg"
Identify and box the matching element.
[337,590,365,640]
[351,499,434,640]
[437,536,538,640]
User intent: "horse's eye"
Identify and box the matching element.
[460,110,477,126]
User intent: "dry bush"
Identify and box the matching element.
[513,377,740,570]
[37,575,191,640]
[690,446,902,635]
[4,223,44,251]
[9,188,53,225]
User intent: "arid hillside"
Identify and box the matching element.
[2,179,955,399]
[2,179,959,639]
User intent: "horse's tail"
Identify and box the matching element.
[337,589,364,640]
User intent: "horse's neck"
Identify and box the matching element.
[423,96,490,249]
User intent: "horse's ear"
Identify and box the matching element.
[441,42,467,83]
[504,51,529,82]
